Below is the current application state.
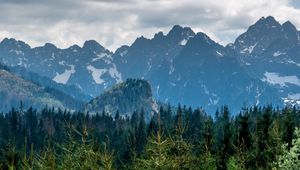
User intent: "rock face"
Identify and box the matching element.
[0,64,83,112]
[85,79,158,118]
[231,16,300,109]
[233,16,299,56]
[1,16,299,114]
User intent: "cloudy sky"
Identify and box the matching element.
[1,0,300,51]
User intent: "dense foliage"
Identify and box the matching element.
[0,104,299,169]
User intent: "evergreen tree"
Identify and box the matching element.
[135,122,172,170]
[10,107,19,141]
[147,113,158,136]
[136,110,147,155]
[238,111,251,151]
[199,117,216,170]
[161,104,172,136]
[0,104,299,169]
[252,106,273,169]
[282,107,295,148]
[216,106,232,170]
[275,127,300,169]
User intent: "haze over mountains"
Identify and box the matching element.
[0,16,299,115]
[0,63,83,112]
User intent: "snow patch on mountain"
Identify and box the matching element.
[241,43,257,54]
[179,35,194,46]
[169,65,175,75]
[87,65,107,84]
[283,98,300,107]
[286,59,300,67]
[51,53,55,59]
[255,86,262,105]
[10,49,24,56]
[151,101,159,114]
[201,84,210,95]
[58,61,66,66]
[273,51,285,57]
[238,39,244,43]
[262,72,300,87]
[216,51,223,57]
[147,60,152,71]
[92,52,111,62]
[180,39,188,46]
[209,97,219,106]
[53,65,75,84]
[108,64,122,83]
[288,93,300,100]
[16,50,24,56]
[17,57,25,66]
[120,50,128,57]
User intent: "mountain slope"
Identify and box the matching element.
[114,25,195,79]
[0,63,83,112]
[233,16,298,56]
[232,16,300,106]
[85,79,158,118]
[10,65,92,102]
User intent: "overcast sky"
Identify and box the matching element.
[0,0,300,51]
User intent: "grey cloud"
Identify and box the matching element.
[133,3,220,30]
[87,0,134,3]
[0,0,45,4]
[0,0,299,50]
[290,0,300,9]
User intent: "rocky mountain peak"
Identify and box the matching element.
[168,25,195,37]
[83,40,105,51]
[233,16,299,55]
[167,25,195,41]
[43,43,57,50]
[0,38,31,50]
[255,16,281,28]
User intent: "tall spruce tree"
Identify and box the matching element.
[217,106,232,170]
[136,110,147,155]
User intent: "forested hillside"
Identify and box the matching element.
[0,105,299,169]
[85,79,158,118]
[0,66,83,112]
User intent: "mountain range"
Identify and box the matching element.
[0,16,299,115]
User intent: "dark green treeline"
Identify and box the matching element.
[0,104,299,169]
